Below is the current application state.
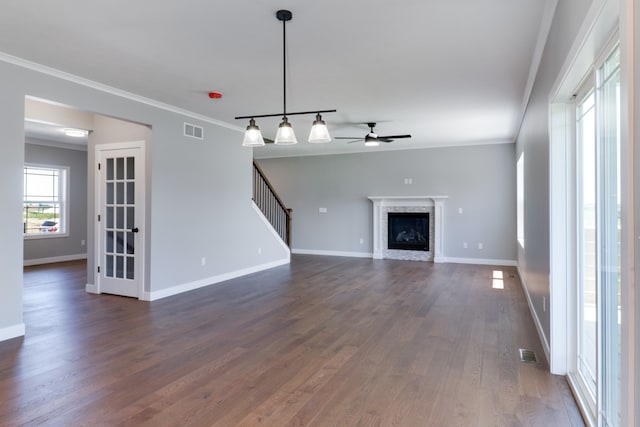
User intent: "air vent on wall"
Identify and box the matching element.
[184,123,203,140]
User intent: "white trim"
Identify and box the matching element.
[443,257,517,267]
[144,258,290,301]
[251,202,291,255]
[0,52,242,133]
[620,1,637,424]
[567,372,597,427]
[85,283,98,294]
[0,323,26,342]
[549,0,619,102]
[548,101,573,375]
[94,141,146,299]
[291,249,373,258]
[24,253,87,266]
[288,251,517,266]
[516,0,559,135]
[517,265,552,366]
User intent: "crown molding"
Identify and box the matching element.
[0,52,243,133]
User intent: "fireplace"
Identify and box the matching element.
[387,212,429,251]
[369,196,447,262]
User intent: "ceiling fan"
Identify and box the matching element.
[335,122,411,146]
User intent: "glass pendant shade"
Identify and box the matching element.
[242,119,265,147]
[308,113,331,143]
[274,117,298,145]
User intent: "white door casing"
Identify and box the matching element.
[95,141,145,298]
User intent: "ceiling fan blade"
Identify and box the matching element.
[335,136,363,140]
[378,134,411,139]
[378,138,393,143]
[264,138,275,144]
[346,139,364,144]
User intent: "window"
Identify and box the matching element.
[23,165,68,238]
[516,152,524,248]
[573,43,621,426]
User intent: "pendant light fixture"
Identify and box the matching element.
[242,118,265,147]
[235,9,336,146]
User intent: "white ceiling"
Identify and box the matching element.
[24,120,89,147]
[2,0,553,158]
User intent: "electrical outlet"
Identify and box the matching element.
[458,208,463,214]
[478,243,483,250]
[359,238,364,244]
[463,242,468,249]
[201,257,206,266]
[319,207,328,213]
[81,239,86,246]
[258,247,262,255]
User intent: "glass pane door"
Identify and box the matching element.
[104,155,136,281]
[577,89,597,401]
[598,45,621,427]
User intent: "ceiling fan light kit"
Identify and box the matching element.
[235,9,335,147]
[335,122,412,146]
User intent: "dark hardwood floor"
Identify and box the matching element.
[1,256,583,426]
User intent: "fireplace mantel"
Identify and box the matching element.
[368,196,447,262]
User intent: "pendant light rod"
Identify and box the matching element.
[235,109,336,120]
[278,9,290,117]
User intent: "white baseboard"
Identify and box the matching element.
[24,253,87,266]
[291,248,373,258]
[442,257,517,267]
[516,264,551,365]
[85,283,98,294]
[146,257,291,301]
[290,250,517,265]
[0,323,26,342]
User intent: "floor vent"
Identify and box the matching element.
[184,122,203,140]
[519,348,538,364]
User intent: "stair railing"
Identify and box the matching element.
[252,161,291,246]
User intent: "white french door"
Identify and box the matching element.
[573,43,621,427]
[96,142,145,298]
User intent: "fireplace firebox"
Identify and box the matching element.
[387,212,429,251]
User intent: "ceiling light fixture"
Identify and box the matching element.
[364,134,380,147]
[235,9,336,147]
[63,128,88,138]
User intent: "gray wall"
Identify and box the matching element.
[0,58,288,339]
[24,140,88,263]
[515,0,592,342]
[258,143,516,262]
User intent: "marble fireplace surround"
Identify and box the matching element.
[368,196,447,262]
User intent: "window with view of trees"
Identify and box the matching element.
[23,165,68,237]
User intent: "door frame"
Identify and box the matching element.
[93,140,146,299]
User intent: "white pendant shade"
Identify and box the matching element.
[274,118,298,145]
[308,114,331,143]
[242,119,265,147]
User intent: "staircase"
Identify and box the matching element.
[252,161,291,246]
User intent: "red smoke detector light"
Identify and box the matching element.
[208,92,223,99]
